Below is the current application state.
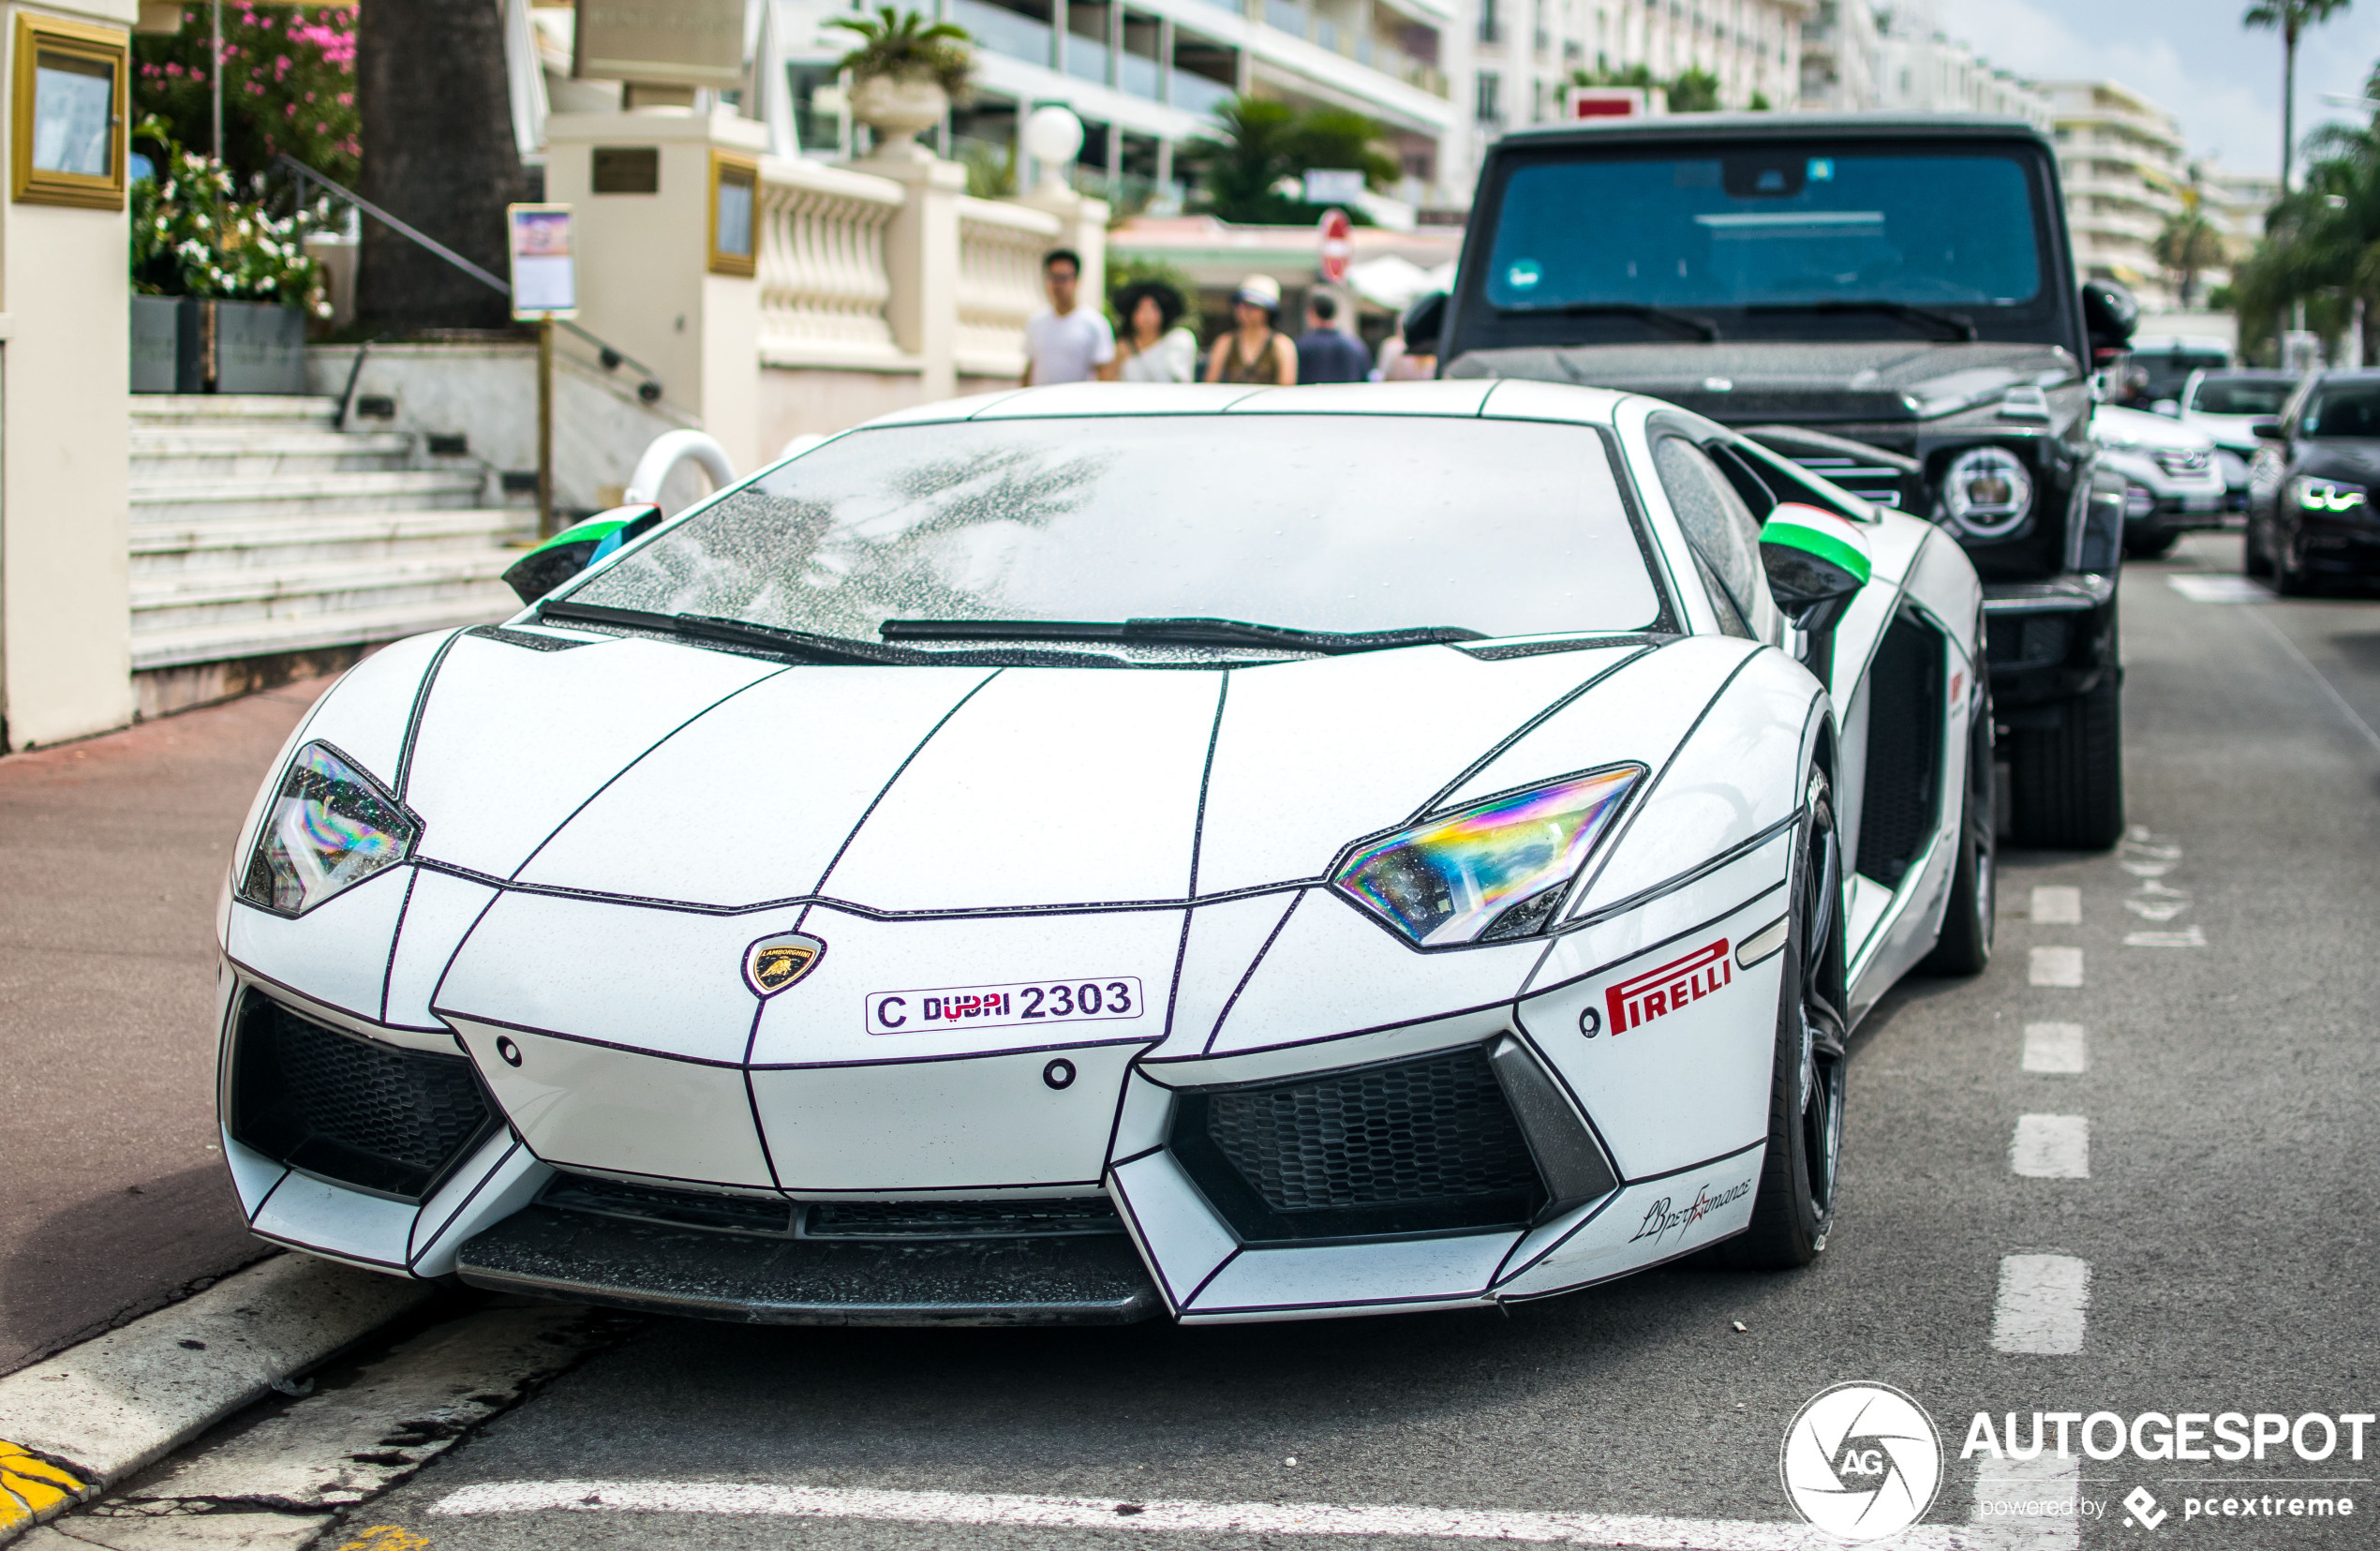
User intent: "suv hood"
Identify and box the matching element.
[1447,339,2080,425]
[2094,404,2215,453]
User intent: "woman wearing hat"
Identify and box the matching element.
[1204,275,1298,386]
[1113,279,1201,384]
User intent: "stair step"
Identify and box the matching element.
[133,550,518,612]
[130,395,343,427]
[130,508,532,574]
[130,427,420,481]
[131,469,491,521]
[131,597,520,673]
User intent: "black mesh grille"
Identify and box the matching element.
[544,1175,796,1236]
[230,993,497,1201]
[805,1200,1124,1239]
[1172,1045,1546,1243]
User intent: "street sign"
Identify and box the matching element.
[507,204,576,320]
[1562,85,1665,119]
[1318,207,1352,284]
[1302,168,1365,204]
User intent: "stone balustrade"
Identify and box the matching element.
[956,197,1065,380]
[755,158,909,371]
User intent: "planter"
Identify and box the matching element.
[849,75,948,159]
[126,296,306,395]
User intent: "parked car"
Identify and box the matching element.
[2092,403,2225,557]
[2125,335,2231,408]
[2172,368,2298,511]
[2246,370,2380,593]
[1414,111,2134,849]
[216,381,1994,1327]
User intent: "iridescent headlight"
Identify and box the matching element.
[1938,446,2034,539]
[1331,766,1643,947]
[2293,476,2368,513]
[238,742,418,916]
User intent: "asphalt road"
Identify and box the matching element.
[40,537,2380,1550]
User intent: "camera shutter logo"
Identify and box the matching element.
[1779,1382,1942,1542]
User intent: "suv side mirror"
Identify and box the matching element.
[2251,417,2287,442]
[1402,290,1450,359]
[502,504,663,604]
[1760,502,1873,638]
[2081,279,2138,363]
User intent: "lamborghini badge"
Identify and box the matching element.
[745,932,826,996]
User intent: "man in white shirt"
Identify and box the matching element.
[1024,248,1116,385]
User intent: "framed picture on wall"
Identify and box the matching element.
[708,150,758,277]
[13,14,129,209]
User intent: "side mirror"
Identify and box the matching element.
[1761,502,1873,646]
[2251,417,2286,442]
[502,503,663,604]
[1402,290,1450,358]
[2151,398,2179,418]
[2081,279,2138,363]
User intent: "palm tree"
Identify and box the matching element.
[2243,0,2355,193]
[2154,204,2226,309]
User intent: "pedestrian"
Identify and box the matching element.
[1294,291,1372,384]
[1112,279,1200,383]
[1024,248,1116,385]
[1204,275,1298,386]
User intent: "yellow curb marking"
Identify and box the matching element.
[1,1439,89,1529]
[336,1529,431,1551]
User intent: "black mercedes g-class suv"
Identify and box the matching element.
[1423,113,2136,849]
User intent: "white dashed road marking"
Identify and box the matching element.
[2020,1023,2087,1074]
[428,1480,2073,1548]
[2028,887,2080,924]
[2009,1116,2090,1179]
[2167,574,2273,603]
[2124,926,2208,948]
[1990,1255,2091,1356]
[2028,947,2083,987]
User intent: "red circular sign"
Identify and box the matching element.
[1318,208,1352,283]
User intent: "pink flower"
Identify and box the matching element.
[336,93,351,106]
[315,123,327,133]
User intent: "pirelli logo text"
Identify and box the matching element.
[1605,938,1732,1035]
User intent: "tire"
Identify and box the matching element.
[1919,705,1996,976]
[2244,518,2274,578]
[2007,666,2123,850]
[2274,533,2316,596]
[1711,767,1847,1270]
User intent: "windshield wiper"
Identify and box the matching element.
[1749,300,1978,342]
[542,601,930,664]
[881,617,1488,655]
[1499,302,1719,342]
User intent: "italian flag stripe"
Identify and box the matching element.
[1762,514,1872,584]
[522,515,629,559]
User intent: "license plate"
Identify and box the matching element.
[866,977,1146,1035]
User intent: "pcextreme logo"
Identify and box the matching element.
[1780,1382,1944,1543]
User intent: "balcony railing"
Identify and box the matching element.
[1066,32,1111,82]
[949,0,1055,65]
[1170,67,1233,115]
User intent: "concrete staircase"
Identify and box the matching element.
[130,396,531,712]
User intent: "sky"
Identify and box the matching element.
[1926,0,2380,178]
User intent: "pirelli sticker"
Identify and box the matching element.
[1605,938,1732,1035]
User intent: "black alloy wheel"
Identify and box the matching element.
[1919,702,1997,976]
[1714,767,1848,1269]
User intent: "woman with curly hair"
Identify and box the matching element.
[1112,278,1200,383]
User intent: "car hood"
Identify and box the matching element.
[1445,339,2081,424]
[2182,410,2268,454]
[394,629,1744,913]
[2291,440,2380,484]
[2093,404,2214,453]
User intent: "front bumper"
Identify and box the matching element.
[1980,574,2118,714]
[216,832,1794,1323]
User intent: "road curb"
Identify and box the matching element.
[0,1254,433,1544]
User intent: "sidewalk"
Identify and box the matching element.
[0,679,334,1377]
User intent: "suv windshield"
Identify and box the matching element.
[560,416,1662,649]
[2300,384,2380,439]
[1481,145,2046,320]
[2190,376,2294,416]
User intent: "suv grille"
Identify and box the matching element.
[1171,1044,1547,1243]
[1785,455,1907,509]
[229,993,498,1201]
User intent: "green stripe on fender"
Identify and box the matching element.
[1761,511,1873,586]
[519,515,631,560]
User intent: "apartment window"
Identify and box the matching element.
[1479,0,1501,42]
[1476,68,1502,122]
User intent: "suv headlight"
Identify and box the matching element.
[1330,766,1641,947]
[2292,476,2368,513]
[238,742,418,916]
[1938,446,2034,539]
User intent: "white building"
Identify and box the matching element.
[2041,79,2189,307]
[774,0,1461,216]
[1796,0,1877,112]
[1872,14,2050,125]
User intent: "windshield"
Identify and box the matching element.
[1482,147,2045,317]
[2300,385,2380,439]
[2191,377,2293,416]
[560,416,1663,650]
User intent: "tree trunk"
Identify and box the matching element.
[2282,28,2297,194]
[354,0,525,334]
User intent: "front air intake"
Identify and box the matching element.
[1170,1044,1550,1243]
[229,992,498,1201]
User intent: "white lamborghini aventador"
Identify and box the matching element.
[216,380,1992,1325]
